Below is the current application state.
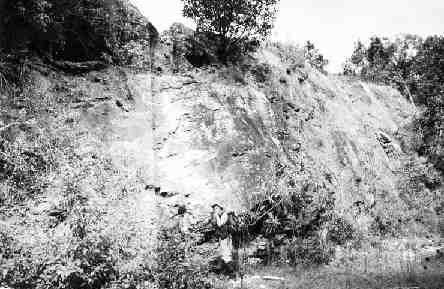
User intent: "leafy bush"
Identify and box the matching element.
[154,228,212,289]
[251,62,273,83]
[0,201,158,289]
[398,157,442,208]
[43,236,117,289]
[182,33,219,68]
[234,180,338,266]
[0,129,156,289]
[369,215,396,237]
[284,236,334,265]
[0,229,16,261]
[1,233,119,289]
[0,131,52,206]
[267,42,305,69]
[327,217,355,246]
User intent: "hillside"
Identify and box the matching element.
[1,13,443,289]
[1,49,419,220]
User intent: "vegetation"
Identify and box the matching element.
[0,0,158,63]
[413,36,444,173]
[0,63,158,288]
[155,228,212,289]
[227,179,353,266]
[0,0,443,288]
[344,35,444,176]
[304,41,329,72]
[181,0,279,62]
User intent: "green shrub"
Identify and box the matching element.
[237,180,338,266]
[0,206,158,289]
[182,33,218,68]
[0,229,16,261]
[398,157,442,208]
[154,228,212,289]
[0,135,51,206]
[267,42,305,70]
[251,62,272,83]
[1,234,119,289]
[284,236,334,265]
[327,217,355,246]
[369,214,398,237]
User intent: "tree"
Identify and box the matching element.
[366,37,394,68]
[343,35,421,98]
[343,40,369,76]
[181,0,279,62]
[304,41,329,72]
[413,36,444,173]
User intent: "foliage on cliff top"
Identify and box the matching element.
[0,0,158,63]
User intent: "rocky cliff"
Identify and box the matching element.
[1,40,421,235]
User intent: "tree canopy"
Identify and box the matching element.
[181,0,279,62]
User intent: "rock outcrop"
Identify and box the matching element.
[1,36,434,247]
[157,23,218,73]
[13,48,416,225]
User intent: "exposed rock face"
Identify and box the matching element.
[51,59,416,225]
[0,45,420,241]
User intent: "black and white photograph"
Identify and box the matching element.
[0,0,443,288]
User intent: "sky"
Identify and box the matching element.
[131,0,444,72]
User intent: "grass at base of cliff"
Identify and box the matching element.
[218,265,444,289]
[210,237,444,289]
